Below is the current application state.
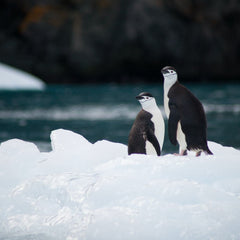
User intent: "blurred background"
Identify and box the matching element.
[0,0,239,153]
[1,0,240,83]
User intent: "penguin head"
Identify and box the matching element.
[161,66,178,85]
[136,92,157,110]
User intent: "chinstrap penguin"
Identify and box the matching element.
[161,66,213,157]
[128,92,165,156]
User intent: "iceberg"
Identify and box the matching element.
[0,63,45,90]
[0,129,240,240]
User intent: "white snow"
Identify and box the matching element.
[0,129,240,240]
[0,63,45,90]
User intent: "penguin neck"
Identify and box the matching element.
[141,98,158,113]
[164,74,178,94]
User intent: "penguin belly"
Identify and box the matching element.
[164,93,170,118]
[145,110,165,156]
[176,121,187,152]
[145,140,158,155]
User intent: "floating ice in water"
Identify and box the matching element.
[0,129,240,240]
[204,103,240,114]
[1,103,239,122]
[0,105,138,121]
[0,62,45,90]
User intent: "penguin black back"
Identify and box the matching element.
[128,92,165,156]
[128,110,159,155]
[161,66,213,156]
[168,82,210,152]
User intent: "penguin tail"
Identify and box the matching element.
[204,147,213,155]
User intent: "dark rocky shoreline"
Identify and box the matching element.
[0,0,240,83]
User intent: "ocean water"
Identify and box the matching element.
[0,83,239,153]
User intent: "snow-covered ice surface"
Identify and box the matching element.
[0,63,45,90]
[0,129,240,240]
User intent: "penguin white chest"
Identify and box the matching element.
[164,93,170,118]
[145,109,165,155]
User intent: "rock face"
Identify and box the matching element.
[0,0,240,83]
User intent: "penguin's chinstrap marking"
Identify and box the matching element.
[128,92,165,156]
[161,66,213,157]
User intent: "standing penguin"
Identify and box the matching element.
[161,66,213,156]
[128,92,165,156]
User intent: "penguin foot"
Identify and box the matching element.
[181,150,188,156]
[174,150,187,156]
[196,151,202,157]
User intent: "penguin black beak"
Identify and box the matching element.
[136,95,143,100]
[161,68,169,74]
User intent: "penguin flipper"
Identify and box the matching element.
[146,129,161,156]
[168,103,180,146]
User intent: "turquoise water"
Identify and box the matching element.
[0,83,239,153]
